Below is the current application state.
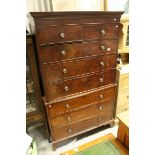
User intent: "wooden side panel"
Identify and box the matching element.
[117,121,129,149]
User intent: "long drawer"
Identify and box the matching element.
[50,99,114,129]
[46,85,116,117]
[52,107,113,141]
[39,39,118,63]
[38,24,119,45]
[45,69,116,101]
[42,54,117,83]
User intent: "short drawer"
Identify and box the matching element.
[46,85,115,117]
[84,24,119,40]
[52,109,113,141]
[39,39,118,63]
[42,54,117,83]
[45,69,116,101]
[50,99,114,129]
[38,25,84,45]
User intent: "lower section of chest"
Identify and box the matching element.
[45,85,116,142]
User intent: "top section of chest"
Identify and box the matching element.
[31,11,123,46]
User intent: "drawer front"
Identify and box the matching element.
[38,25,84,45]
[52,108,113,141]
[39,39,118,63]
[42,54,117,83]
[84,24,119,40]
[50,99,114,129]
[46,85,116,116]
[45,69,116,100]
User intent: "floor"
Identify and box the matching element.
[27,123,118,155]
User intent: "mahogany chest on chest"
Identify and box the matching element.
[31,11,123,150]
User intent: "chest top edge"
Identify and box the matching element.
[30,11,124,19]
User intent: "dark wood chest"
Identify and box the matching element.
[31,11,123,150]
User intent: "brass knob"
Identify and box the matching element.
[61,50,66,56]
[101,46,105,50]
[101,29,105,35]
[66,116,71,122]
[64,86,69,92]
[99,78,103,83]
[107,48,111,51]
[100,62,104,67]
[60,32,65,38]
[48,105,51,108]
[99,106,103,111]
[99,94,103,99]
[63,69,67,74]
[68,128,72,133]
[65,104,70,109]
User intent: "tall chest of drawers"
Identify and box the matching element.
[31,11,123,150]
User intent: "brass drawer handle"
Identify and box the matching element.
[63,69,67,74]
[99,105,103,111]
[68,128,72,133]
[100,62,104,67]
[60,32,65,38]
[64,86,69,92]
[65,104,70,109]
[99,94,103,99]
[101,29,106,35]
[61,50,66,56]
[99,78,104,83]
[101,46,105,50]
[107,48,111,51]
[48,105,51,108]
[66,116,71,122]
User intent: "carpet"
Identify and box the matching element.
[61,133,128,155]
